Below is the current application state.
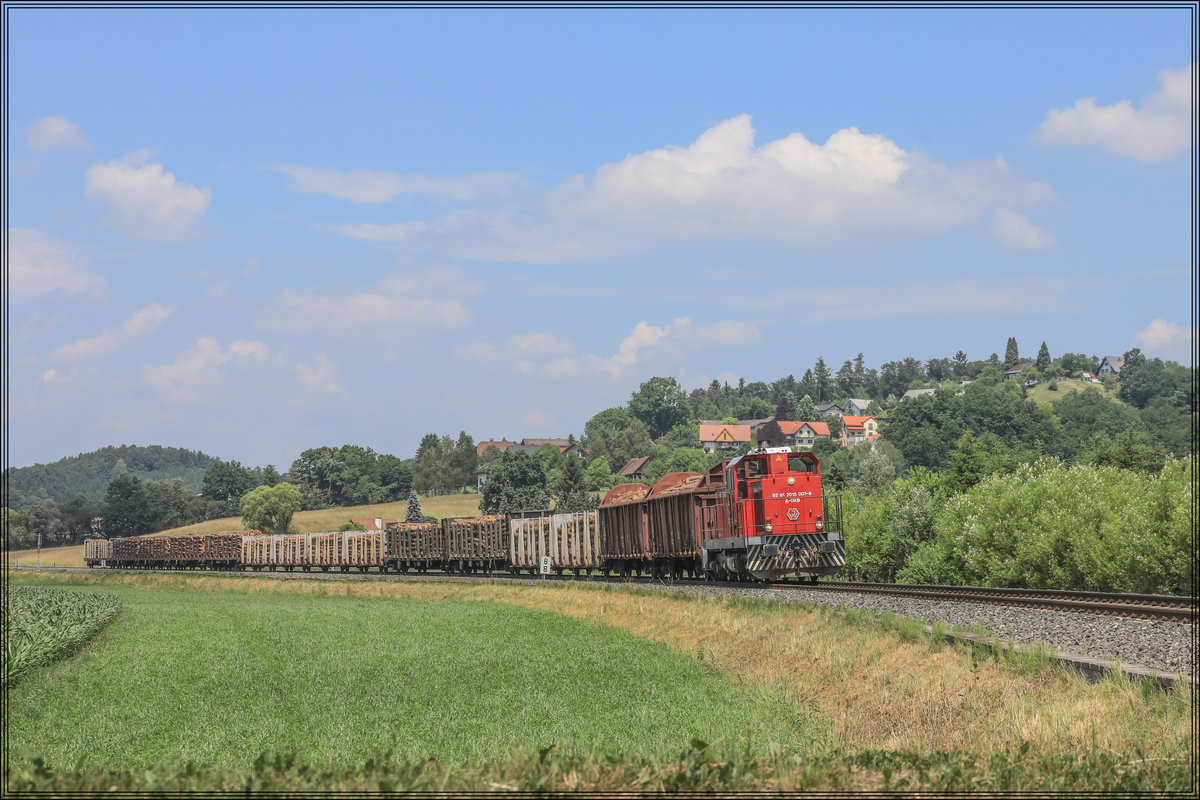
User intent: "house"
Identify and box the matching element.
[815,403,844,418]
[474,458,500,490]
[507,437,574,455]
[1004,362,1034,381]
[1098,356,1125,376]
[841,416,879,447]
[757,420,831,449]
[618,456,652,480]
[350,517,399,532]
[559,444,588,459]
[901,388,936,401]
[699,424,752,452]
[475,440,516,457]
[844,398,871,416]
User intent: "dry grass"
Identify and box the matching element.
[13,571,1193,760]
[3,494,486,567]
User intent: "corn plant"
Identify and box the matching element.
[3,586,121,686]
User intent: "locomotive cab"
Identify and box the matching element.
[701,448,845,581]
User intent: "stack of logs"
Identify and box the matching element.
[445,515,507,560]
[386,522,442,562]
[111,532,246,563]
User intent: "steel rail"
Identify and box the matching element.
[765,581,1197,623]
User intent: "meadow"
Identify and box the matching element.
[5,572,1195,793]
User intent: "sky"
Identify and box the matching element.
[4,6,1196,470]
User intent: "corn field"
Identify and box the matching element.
[3,586,121,686]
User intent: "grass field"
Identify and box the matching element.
[5,574,814,772]
[1026,379,1117,405]
[3,493,488,568]
[5,572,1194,793]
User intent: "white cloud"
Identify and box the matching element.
[295,354,346,394]
[26,115,89,151]
[325,210,615,264]
[229,339,270,361]
[457,332,574,362]
[1133,319,1196,361]
[260,265,478,336]
[85,152,211,241]
[463,317,761,380]
[52,302,174,361]
[987,208,1058,251]
[1034,64,1195,163]
[6,228,107,301]
[142,335,229,389]
[552,114,1055,245]
[266,163,527,203]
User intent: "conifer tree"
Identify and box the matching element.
[1004,337,1020,369]
[1036,341,1051,371]
[404,489,423,523]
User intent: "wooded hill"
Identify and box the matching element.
[4,445,217,509]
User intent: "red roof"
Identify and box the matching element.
[618,456,652,476]
[776,421,831,437]
[350,518,399,531]
[476,440,515,456]
[699,424,752,443]
[842,416,876,432]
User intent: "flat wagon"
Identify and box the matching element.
[443,515,507,573]
[509,511,600,575]
[386,522,443,572]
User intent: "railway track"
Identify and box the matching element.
[763,581,1197,623]
[14,565,1195,623]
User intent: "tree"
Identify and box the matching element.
[480,450,547,513]
[952,351,969,378]
[240,483,302,536]
[584,457,616,492]
[555,455,591,512]
[793,394,817,421]
[1004,337,1020,369]
[813,357,832,402]
[260,465,282,487]
[1035,341,1051,371]
[449,431,478,492]
[101,474,153,538]
[405,489,423,523]
[585,407,655,472]
[202,459,259,516]
[629,377,691,439]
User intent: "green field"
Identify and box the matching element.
[5,575,817,772]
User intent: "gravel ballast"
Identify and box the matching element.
[642,582,1197,681]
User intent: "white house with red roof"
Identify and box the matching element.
[841,416,879,447]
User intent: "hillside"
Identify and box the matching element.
[4,445,219,509]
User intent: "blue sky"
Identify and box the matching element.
[6,7,1195,470]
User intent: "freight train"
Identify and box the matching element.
[84,449,845,582]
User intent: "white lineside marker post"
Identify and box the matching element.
[37,530,42,571]
[540,555,551,578]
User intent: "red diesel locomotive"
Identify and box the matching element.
[598,448,844,581]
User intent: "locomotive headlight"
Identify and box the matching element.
[787,477,796,486]
[765,523,773,532]
[815,521,824,531]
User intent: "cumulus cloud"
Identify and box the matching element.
[987,208,1058,251]
[266,163,527,203]
[85,152,211,241]
[319,115,1054,258]
[142,336,274,393]
[52,302,174,361]
[142,336,229,389]
[1034,64,1195,163]
[295,354,347,394]
[325,210,615,264]
[26,115,89,151]
[259,265,479,336]
[7,228,107,301]
[456,331,574,363]
[462,316,761,380]
[1133,319,1196,361]
[551,114,1055,245]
